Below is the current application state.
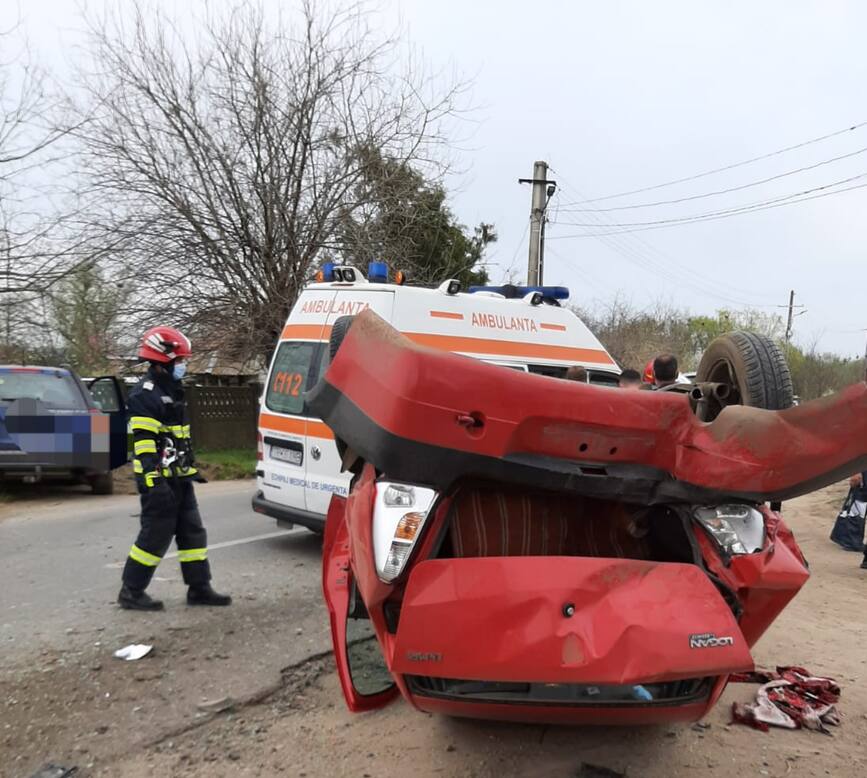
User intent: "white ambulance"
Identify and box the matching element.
[252,263,620,532]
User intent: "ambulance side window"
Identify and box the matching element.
[265,341,323,416]
[528,364,568,379]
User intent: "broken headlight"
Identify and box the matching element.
[694,504,765,555]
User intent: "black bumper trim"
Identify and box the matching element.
[251,491,325,533]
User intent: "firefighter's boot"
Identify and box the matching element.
[187,584,232,607]
[118,585,164,611]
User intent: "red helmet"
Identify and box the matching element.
[642,359,655,384]
[138,326,192,363]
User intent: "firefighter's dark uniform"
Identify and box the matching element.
[122,367,211,591]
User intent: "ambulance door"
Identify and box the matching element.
[304,289,395,516]
[259,290,336,514]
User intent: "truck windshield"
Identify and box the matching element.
[0,370,87,410]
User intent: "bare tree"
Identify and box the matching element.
[0,22,80,291]
[75,1,469,362]
[0,22,88,362]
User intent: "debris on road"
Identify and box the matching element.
[28,765,78,778]
[112,644,153,661]
[196,695,235,714]
[731,666,841,733]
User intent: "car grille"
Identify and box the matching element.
[405,675,713,707]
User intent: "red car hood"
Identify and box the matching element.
[308,310,867,504]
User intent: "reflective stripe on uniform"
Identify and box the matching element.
[177,547,207,563]
[133,459,144,473]
[134,439,157,455]
[177,466,198,477]
[130,416,160,433]
[144,471,160,487]
[129,544,161,567]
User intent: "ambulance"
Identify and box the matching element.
[252,262,619,532]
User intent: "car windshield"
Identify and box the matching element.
[0,370,87,410]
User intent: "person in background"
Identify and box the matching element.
[652,354,679,389]
[566,365,588,382]
[851,471,867,570]
[618,368,642,390]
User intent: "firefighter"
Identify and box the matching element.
[118,326,231,611]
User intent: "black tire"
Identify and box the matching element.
[696,331,794,411]
[329,315,356,362]
[327,315,356,463]
[90,471,114,495]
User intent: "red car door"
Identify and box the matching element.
[321,494,399,712]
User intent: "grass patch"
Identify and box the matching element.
[196,448,257,481]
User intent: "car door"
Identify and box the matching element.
[85,376,129,470]
[304,290,395,516]
[321,493,399,712]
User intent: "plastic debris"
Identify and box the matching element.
[113,644,153,661]
[731,666,841,734]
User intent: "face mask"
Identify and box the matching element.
[172,362,187,381]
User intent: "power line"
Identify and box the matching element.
[568,119,867,204]
[551,171,867,233]
[558,143,867,213]
[548,167,784,308]
[502,216,530,280]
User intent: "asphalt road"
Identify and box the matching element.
[0,481,328,663]
[0,481,334,774]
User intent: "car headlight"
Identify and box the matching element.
[373,481,437,582]
[383,484,415,507]
[694,504,765,555]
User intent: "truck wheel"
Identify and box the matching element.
[329,315,356,362]
[696,331,794,414]
[90,471,114,495]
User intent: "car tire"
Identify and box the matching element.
[90,471,114,495]
[696,331,794,411]
[328,315,357,462]
[329,315,356,363]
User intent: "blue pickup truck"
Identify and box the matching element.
[0,366,129,494]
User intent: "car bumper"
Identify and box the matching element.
[404,686,717,725]
[251,490,325,532]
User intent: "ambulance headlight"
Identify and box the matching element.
[694,504,765,555]
[373,481,437,582]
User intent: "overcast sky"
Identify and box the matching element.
[13,1,867,356]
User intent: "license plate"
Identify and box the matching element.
[270,444,302,465]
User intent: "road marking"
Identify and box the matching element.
[104,529,296,568]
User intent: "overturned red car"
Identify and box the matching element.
[312,310,867,725]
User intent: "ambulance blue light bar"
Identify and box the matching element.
[468,284,570,301]
[368,261,388,283]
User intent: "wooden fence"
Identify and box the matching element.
[186,385,261,451]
